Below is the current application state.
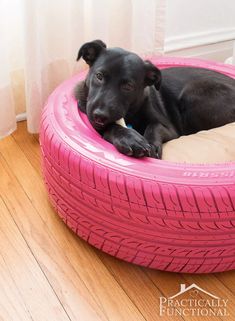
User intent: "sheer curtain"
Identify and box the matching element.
[0,0,166,139]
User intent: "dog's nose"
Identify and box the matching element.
[93,110,108,125]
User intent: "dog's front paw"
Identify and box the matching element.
[113,129,152,158]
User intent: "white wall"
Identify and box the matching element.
[164,0,235,61]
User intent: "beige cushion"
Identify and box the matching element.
[162,122,235,164]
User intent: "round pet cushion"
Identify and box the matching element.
[163,122,235,163]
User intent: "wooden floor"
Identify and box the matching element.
[0,121,235,321]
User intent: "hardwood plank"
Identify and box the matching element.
[96,250,184,321]
[0,156,106,321]
[12,121,41,176]
[0,212,33,321]
[145,264,234,321]
[0,134,146,321]
[215,270,235,297]
[182,273,235,320]
[0,196,70,321]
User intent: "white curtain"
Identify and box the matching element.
[0,0,166,139]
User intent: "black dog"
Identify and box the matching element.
[75,40,235,158]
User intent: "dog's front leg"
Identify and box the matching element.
[144,123,179,159]
[103,124,152,158]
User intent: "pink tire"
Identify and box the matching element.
[40,57,235,273]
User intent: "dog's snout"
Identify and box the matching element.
[93,109,108,125]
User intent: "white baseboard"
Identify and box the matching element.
[165,28,235,52]
[16,112,27,122]
[164,27,235,62]
[164,39,234,63]
[225,56,235,65]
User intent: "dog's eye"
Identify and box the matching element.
[121,82,135,92]
[96,72,103,81]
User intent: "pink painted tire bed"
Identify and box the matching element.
[40,57,235,273]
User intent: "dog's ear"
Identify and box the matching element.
[144,61,162,90]
[77,40,107,66]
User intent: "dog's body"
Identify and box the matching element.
[75,40,235,158]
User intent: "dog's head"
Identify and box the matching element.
[77,40,161,130]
